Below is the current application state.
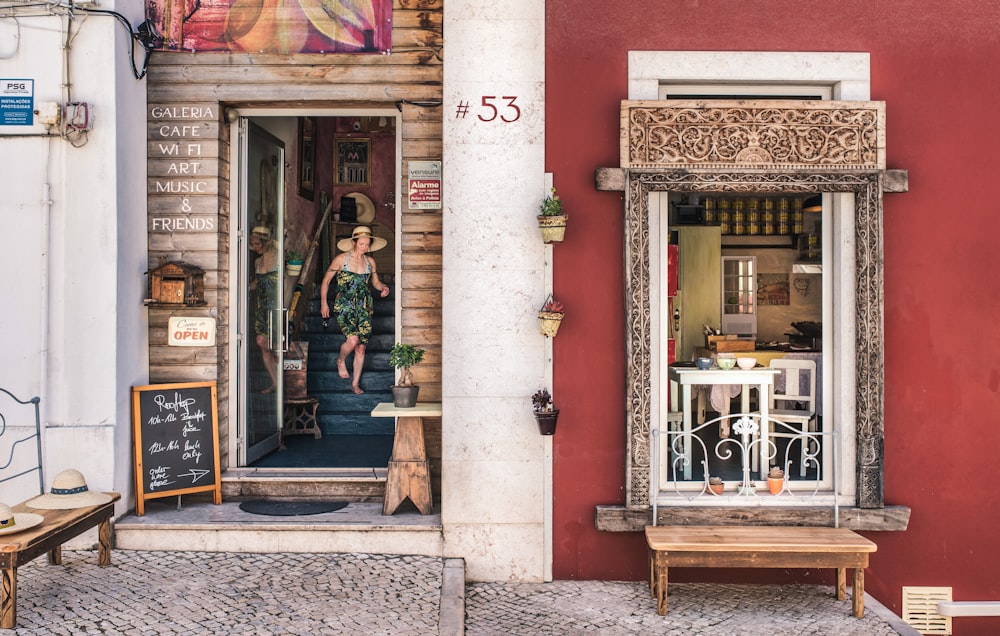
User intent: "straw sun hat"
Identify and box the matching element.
[0,503,43,536]
[26,469,112,510]
[337,226,387,253]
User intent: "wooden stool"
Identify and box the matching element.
[281,396,322,449]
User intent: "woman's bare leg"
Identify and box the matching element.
[338,335,358,379]
[256,334,278,393]
[351,343,366,394]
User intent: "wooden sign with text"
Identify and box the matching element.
[131,381,221,515]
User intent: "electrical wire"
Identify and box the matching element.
[75,6,154,80]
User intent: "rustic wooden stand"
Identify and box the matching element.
[371,402,440,515]
[281,395,322,449]
[0,492,121,629]
[645,525,877,618]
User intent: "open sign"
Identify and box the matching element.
[168,316,216,346]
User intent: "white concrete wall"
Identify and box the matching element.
[441,2,549,581]
[0,3,147,515]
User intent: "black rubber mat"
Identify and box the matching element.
[238,500,348,516]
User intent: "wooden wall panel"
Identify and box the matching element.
[146,0,443,478]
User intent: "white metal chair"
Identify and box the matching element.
[768,358,818,476]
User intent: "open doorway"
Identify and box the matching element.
[233,110,400,470]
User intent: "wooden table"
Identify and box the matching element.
[645,525,877,618]
[371,402,440,515]
[668,366,779,479]
[0,492,121,629]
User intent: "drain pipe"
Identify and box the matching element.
[38,146,53,472]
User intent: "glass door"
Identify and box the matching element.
[239,120,286,464]
[721,255,756,337]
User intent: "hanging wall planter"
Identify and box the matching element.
[537,187,567,243]
[538,295,564,337]
[532,388,559,435]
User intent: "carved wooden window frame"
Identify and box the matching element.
[616,101,887,511]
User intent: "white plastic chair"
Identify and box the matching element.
[768,358,818,477]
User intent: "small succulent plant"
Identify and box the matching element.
[540,297,564,314]
[539,187,564,217]
[768,466,784,479]
[532,388,555,413]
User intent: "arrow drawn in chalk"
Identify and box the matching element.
[178,468,211,483]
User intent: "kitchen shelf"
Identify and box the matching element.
[721,234,796,248]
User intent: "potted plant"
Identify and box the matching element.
[538,295,565,337]
[537,187,567,243]
[532,388,559,435]
[708,476,725,495]
[737,481,757,496]
[285,249,304,277]
[389,342,425,408]
[767,465,785,495]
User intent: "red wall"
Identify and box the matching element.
[546,1,1000,630]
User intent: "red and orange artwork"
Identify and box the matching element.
[144,0,391,53]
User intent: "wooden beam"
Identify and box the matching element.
[595,504,911,532]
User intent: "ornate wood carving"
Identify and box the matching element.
[619,99,888,511]
[622,101,885,171]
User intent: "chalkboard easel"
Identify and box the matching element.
[131,381,222,515]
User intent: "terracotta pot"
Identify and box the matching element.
[767,477,784,495]
[709,483,725,495]
[537,214,567,243]
[535,410,559,435]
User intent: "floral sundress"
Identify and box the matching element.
[334,257,374,343]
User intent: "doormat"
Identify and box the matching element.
[238,501,348,516]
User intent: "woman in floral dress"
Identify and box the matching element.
[319,226,389,394]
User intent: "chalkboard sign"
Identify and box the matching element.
[131,381,221,515]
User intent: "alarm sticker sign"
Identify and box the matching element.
[1,79,33,126]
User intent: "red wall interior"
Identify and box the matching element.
[546,1,1000,630]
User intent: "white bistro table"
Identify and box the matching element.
[667,366,780,480]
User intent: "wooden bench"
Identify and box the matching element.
[0,492,121,629]
[645,525,877,618]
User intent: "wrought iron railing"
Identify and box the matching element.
[650,412,839,526]
[0,387,44,495]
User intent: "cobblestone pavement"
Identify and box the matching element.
[465,581,917,635]
[9,551,442,635]
[8,551,917,635]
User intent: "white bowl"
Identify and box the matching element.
[716,357,736,370]
[736,357,757,370]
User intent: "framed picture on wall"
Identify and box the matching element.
[335,138,370,186]
[297,117,316,200]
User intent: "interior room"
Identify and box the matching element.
[666,191,825,486]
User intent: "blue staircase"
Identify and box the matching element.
[300,293,396,436]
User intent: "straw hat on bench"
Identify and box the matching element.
[0,503,43,536]
[26,469,112,510]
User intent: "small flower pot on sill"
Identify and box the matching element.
[708,477,725,495]
[286,261,303,277]
[767,477,784,495]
